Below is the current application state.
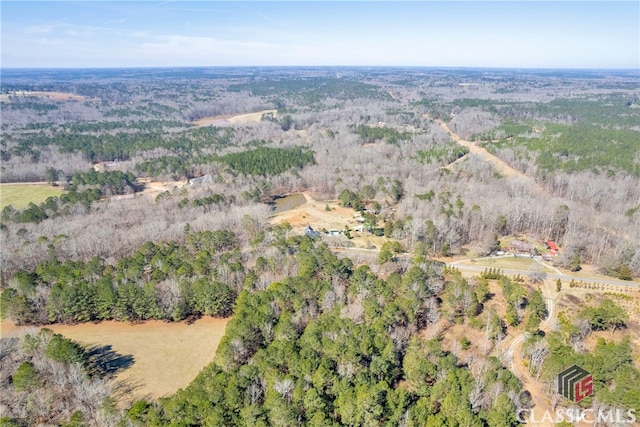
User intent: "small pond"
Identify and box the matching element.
[272,193,307,214]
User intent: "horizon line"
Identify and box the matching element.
[2,65,639,71]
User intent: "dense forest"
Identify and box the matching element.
[1,230,240,324]
[1,67,639,426]
[143,241,525,427]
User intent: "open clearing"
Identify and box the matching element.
[137,178,188,200]
[1,317,229,403]
[269,192,389,249]
[270,192,355,231]
[193,109,277,127]
[0,183,64,209]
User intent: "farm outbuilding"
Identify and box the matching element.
[545,241,560,256]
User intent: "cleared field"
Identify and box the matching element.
[269,192,389,250]
[0,183,63,209]
[0,317,229,403]
[193,109,277,126]
[137,178,187,200]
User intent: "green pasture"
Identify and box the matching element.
[0,184,63,210]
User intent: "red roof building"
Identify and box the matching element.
[546,241,559,252]
[545,241,559,256]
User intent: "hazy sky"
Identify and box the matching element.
[2,1,638,69]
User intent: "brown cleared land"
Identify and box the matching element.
[193,109,277,127]
[269,192,389,249]
[137,177,188,200]
[1,317,230,403]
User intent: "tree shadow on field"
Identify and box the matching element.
[86,344,135,377]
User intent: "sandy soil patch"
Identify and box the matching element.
[269,192,389,249]
[136,178,188,200]
[1,317,229,403]
[270,192,353,230]
[193,109,277,127]
[437,319,492,357]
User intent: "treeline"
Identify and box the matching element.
[16,119,189,133]
[135,146,315,179]
[228,78,388,106]
[530,95,640,129]
[413,143,470,166]
[1,191,99,224]
[8,126,232,163]
[134,154,192,177]
[129,240,524,426]
[105,102,179,118]
[69,169,139,194]
[0,230,240,324]
[1,329,123,426]
[485,123,640,177]
[10,132,165,163]
[215,146,315,176]
[356,124,412,144]
[449,95,640,129]
[182,193,227,209]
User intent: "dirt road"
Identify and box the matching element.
[507,276,558,426]
[425,114,541,187]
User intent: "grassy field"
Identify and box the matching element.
[0,183,63,210]
[1,317,230,403]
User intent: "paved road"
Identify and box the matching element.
[450,263,639,288]
[332,246,640,288]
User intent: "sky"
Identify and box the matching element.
[1,1,639,69]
